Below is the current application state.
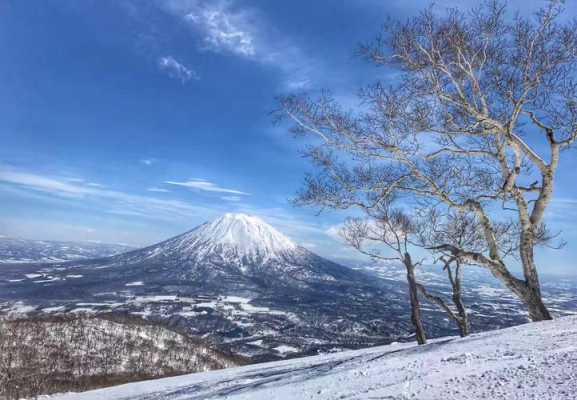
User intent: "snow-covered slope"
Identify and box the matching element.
[175,213,298,263]
[51,316,577,400]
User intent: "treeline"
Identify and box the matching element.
[0,314,238,399]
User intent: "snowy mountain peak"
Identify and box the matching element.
[174,213,299,262]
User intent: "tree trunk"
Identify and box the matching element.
[487,264,552,322]
[403,253,427,345]
[519,232,552,321]
[524,285,552,321]
[452,263,469,337]
[453,295,469,338]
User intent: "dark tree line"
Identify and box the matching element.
[0,314,237,399]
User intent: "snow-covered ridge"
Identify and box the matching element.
[50,316,577,400]
[170,213,299,262]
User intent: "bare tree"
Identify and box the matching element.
[277,1,577,321]
[341,203,428,345]
[416,256,469,337]
[413,210,482,337]
[342,204,475,340]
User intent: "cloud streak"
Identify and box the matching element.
[147,187,170,193]
[0,167,211,221]
[165,178,249,195]
[221,195,242,202]
[159,0,315,89]
[158,56,199,83]
[184,6,256,57]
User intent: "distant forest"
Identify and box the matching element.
[0,314,240,399]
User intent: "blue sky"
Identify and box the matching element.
[0,0,576,274]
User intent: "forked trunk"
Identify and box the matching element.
[404,253,427,345]
[519,235,552,321]
[524,285,552,321]
[490,262,552,322]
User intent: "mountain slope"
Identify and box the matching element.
[111,213,367,288]
[49,316,577,400]
[0,214,410,360]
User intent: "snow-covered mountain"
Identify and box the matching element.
[112,213,363,288]
[0,237,133,264]
[0,213,409,360]
[49,316,577,400]
[174,213,299,263]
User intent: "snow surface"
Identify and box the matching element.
[172,213,298,262]
[49,316,577,400]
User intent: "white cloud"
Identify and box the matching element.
[159,0,314,89]
[86,182,106,188]
[0,169,95,198]
[158,56,199,83]
[0,167,211,221]
[221,195,242,202]
[147,187,170,193]
[184,6,256,57]
[284,77,312,91]
[325,223,345,242]
[165,178,249,195]
[140,158,156,166]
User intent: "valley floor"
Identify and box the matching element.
[49,316,577,400]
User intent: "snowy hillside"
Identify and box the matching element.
[0,237,133,264]
[51,316,577,400]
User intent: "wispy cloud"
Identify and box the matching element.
[159,0,315,89]
[158,56,199,83]
[183,5,256,57]
[0,169,97,198]
[140,158,156,166]
[165,178,249,195]
[0,167,211,221]
[147,187,170,193]
[325,223,345,242]
[221,195,242,202]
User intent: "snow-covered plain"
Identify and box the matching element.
[50,316,577,400]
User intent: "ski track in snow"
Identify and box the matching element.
[50,316,577,400]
